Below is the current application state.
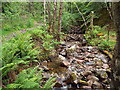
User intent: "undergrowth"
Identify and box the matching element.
[84,25,116,51]
[1,26,58,88]
[6,66,56,88]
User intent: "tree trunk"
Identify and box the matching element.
[47,1,52,33]
[52,0,57,34]
[44,0,46,25]
[57,0,63,41]
[111,2,120,89]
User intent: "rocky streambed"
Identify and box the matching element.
[39,34,111,89]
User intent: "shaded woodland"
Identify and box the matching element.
[1,1,120,89]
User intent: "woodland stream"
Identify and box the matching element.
[39,33,111,89]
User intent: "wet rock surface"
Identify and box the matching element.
[39,34,111,89]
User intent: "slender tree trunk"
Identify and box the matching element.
[52,0,57,34]
[90,11,94,31]
[44,0,46,25]
[47,1,52,33]
[74,2,87,30]
[111,2,120,89]
[57,0,63,41]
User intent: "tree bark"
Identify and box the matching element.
[111,2,120,89]
[52,0,57,34]
[44,0,46,25]
[57,0,63,41]
[47,0,52,33]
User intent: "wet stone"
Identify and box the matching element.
[85,61,95,65]
[38,34,111,89]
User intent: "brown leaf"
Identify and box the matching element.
[62,60,70,67]
[76,60,85,64]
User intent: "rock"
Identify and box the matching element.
[87,75,99,81]
[43,73,51,79]
[81,71,92,76]
[58,74,66,82]
[100,72,108,79]
[70,66,75,71]
[74,80,78,84]
[87,46,93,50]
[93,51,98,54]
[75,56,85,60]
[58,55,66,61]
[92,81,103,88]
[102,64,109,69]
[82,39,87,46]
[76,49,81,53]
[69,44,76,50]
[61,86,68,90]
[67,56,74,59]
[59,50,67,57]
[86,66,93,70]
[86,54,95,58]
[85,61,95,65]
[95,54,108,63]
[81,86,91,89]
[102,79,109,84]
[87,80,94,86]
[73,52,78,57]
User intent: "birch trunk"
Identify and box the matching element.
[44,0,46,25]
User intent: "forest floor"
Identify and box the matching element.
[39,34,111,89]
[3,26,112,89]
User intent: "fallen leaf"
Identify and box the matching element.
[97,33,104,36]
[103,50,113,59]
[76,60,85,64]
[79,80,88,85]
[62,60,70,67]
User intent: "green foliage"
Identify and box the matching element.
[62,12,78,31]
[1,2,44,35]
[2,33,40,77]
[6,67,56,88]
[2,17,35,35]
[85,25,116,51]
[29,27,60,51]
[1,26,59,78]
[2,33,39,65]
[61,2,106,31]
